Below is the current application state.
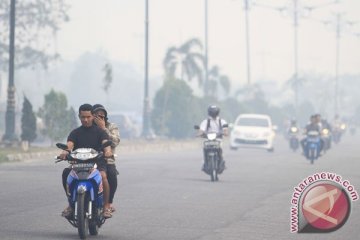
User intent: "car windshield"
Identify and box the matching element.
[236,117,269,127]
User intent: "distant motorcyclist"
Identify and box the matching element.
[287,119,299,135]
[332,114,345,143]
[321,118,332,132]
[300,115,324,155]
[197,105,228,174]
[320,118,332,152]
[287,119,299,151]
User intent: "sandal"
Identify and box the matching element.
[110,205,116,213]
[61,206,73,218]
[103,208,112,219]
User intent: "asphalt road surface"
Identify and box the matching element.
[0,133,359,240]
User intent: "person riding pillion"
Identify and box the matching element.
[92,104,120,213]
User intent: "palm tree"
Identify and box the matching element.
[163,38,204,87]
[205,65,231,98]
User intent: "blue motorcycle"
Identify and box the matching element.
[56,141,111,239]
[304,131,321,164]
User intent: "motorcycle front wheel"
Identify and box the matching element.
[88,207,99,236]
[77,193,88,239]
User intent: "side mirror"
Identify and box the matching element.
[102,140,113,149]
[56,143,68,150]
[194,125,200,130]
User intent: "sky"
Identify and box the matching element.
[55,0,360,92]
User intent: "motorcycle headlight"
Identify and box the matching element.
[290,127,298,133]
[207,133,217,140]
[322,128,329,135]
[340,124,346,130]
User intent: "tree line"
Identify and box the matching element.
[20,89,77,146]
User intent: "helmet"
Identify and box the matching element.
[92,104,108,118]
[208,105,220,118]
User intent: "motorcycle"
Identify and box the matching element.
[288,127,299,152]
[55,141,112,239]
[321,128,331,153]
[194,125,227,182]
[304,131,321,164]
[332,122,347,144]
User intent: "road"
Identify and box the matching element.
[0,134,359,240]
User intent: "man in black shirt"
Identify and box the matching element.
[300,115,323,156]
[59,104,113,218]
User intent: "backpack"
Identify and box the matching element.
[206,118,223,132]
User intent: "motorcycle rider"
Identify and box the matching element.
[197,105,228,174]
[287,119,299,149]
[332,114,343,143]
[287,119,299,135]
[59,103,113,219]
[300,115,324,156]
[92,104,120,213]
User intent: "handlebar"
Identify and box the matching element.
[54,152,115,164]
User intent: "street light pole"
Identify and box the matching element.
[293,0,299,116]
[322,11,353,116]
[3,0,17,143]
[244,0,251,85]
[204,0,209,96]
[256,0,337,117]
[334,13,341,115]
[142,0,151,138]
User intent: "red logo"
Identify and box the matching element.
[300,182,351,232]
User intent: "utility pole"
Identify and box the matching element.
[244,0,251,85]
[293,0,299,117]
[255,0,337,118]
[3,0,17,143]
[142,0,151,138]
[334,13,341,116]
[204,0,209,96]
[322,12,354,116]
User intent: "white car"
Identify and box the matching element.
[230,114,276,152]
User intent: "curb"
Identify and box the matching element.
[5,139,203,162]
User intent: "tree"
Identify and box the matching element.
[163,38,204,87]
[151,79,198,138]
[102,63,113,94]
[38,89,72,145]
[204,65,231,98]
[0,0,69,71]
[21,95,37,144]
[67,106,78,130]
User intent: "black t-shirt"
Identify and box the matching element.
[67,125,109,151]
[305,123,320,133]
